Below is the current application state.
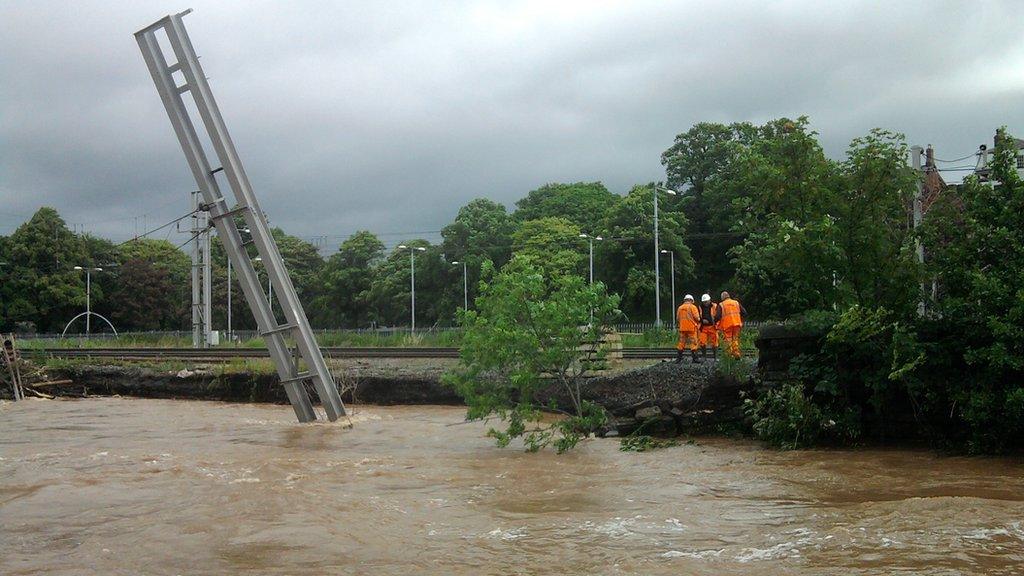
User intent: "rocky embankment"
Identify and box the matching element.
[26,358,754,436]
[541,361,754,436]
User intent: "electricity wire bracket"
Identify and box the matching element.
[135,10,346,422]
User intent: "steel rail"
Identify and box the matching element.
[36,347,757,360]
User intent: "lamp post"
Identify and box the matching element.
[253,255,271,309]
[579,233,604,285]
[660,249,676,331]
[652,183,677,327]
[398,245,427,332]
[73,266,103,335]
[227,228,251,342]
[451,260,468,311]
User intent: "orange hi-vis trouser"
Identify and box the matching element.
[677,330,699,352]
[722,326,742,358]
[699,325,719,348]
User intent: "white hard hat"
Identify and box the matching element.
[701,294,711,302]
[684,294,694,301]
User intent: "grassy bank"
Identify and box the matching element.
[21,326,759,354]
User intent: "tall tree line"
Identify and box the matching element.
[0,117,931,331]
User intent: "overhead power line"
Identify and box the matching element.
[116,208,199,247]
[933,152,979,163]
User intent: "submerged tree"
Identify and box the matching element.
[445,257,620,453]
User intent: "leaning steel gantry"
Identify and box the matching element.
[135,10,346,422]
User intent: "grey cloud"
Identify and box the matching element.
[2,0,1022,248]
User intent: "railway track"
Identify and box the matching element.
[35,347,756,361]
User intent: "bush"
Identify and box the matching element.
[746,306,922,448]
[744,383,858,449]
[444,257,621,453]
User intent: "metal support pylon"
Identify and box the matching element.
[136,10,346,422]
[191,191,213,348]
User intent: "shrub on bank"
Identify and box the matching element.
[749,306,1024,453]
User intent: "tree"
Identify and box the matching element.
[513,182,620,233]
[445,256,621,453]
[441,198,514,267]
[599,184,692,321]
[271,228,324,306]
[511,217,584,278]
[716,118,842,314]
[310,231,385,327]
[365,240,447,327]
[2,208,87,331]
[441,198,514,312]
[662,121,757,289]
[118,238,191,329]
[834,129,919,314]
[109,258,178,331]
[918,127,1024,450]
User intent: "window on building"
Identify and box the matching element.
[1017,154,1024,170]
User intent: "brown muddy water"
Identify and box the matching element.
[1,398,1022,575]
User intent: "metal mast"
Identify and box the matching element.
[190,190,213,348]
[136,10,346,422]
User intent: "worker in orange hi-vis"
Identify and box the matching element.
[698,293,720,361]
[717,291,747,359]
[675,294,702,364]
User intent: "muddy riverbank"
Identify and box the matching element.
[25,358,752,436]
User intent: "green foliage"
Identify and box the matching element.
[916,126,1024,451]
[619,434,679,452]
[511,217,584,278]
[513,182,619,234]
[730,216,843,316]
[444,257,620,453]
[744,383,857,449]
[716,353,754,382]
[599,184,693,320]
[116,239,191,330]
[747,306,923,449]
[835,129,920,314]
[310,231,385,327]
[442,198,514,268]
[662,121,757,289]
[0,208,88,331]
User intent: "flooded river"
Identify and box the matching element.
[2,398,1022,575]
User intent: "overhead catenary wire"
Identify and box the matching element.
[932,152,979,163]
[116,208,200,248]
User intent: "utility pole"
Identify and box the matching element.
[451,260,468,310]
[579,234,603,285]
[911,145,926,316]
[227,257,232,341]
[398,245,426,332]
[652,183,676,327]
[190,191,213,347]
[661,250,675,331]
[74,267,101,334]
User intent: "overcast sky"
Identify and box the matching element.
[2,0,1022,251]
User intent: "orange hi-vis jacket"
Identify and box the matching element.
[719,298,743,330]
[677,302,701,332]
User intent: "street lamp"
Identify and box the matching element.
[253,255,271,309]
[652,182,676,327]
[73,266,103,335]
[451,260,468,311]
[226,228,251,342]
[660,249,676,331]
[578,233,604,285]
[397,245,427,332]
